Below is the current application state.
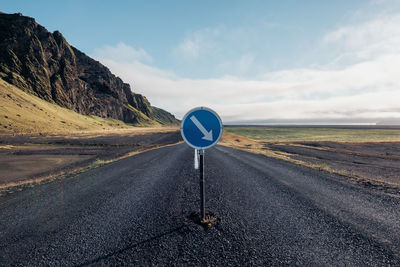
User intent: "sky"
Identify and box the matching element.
[3,0,400,124]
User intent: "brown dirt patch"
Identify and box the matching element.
[220,132,400,194]
[0,154,93,184]
[268,141,400,186]
[0,129,182,190]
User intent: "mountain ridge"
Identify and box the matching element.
[0,12,178,126]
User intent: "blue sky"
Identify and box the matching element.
[3,0,400,123]
[3,0,366,77]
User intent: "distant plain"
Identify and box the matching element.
[221,126,400,194]
[224,125,400,142]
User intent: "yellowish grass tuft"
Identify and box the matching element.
[201,215,217,226]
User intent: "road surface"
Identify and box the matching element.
[1,144,399,266]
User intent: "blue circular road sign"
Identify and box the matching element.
[181,107,223,149]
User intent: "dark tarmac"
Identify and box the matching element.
[1,144,399,266]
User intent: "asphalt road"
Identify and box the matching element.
[1,144,400,266]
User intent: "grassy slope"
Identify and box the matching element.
[124,104,160,126]
[0,78,135,135]
[151,106,180,125]
[224,126,400,142]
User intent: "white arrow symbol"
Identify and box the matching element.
[190,115,213,141]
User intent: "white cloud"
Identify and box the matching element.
[177,39,200,59]
[174,28,220,60]
[92,42,153,63]
[91,11,400,124]
[217,54,255,76]
[323,13,400,64]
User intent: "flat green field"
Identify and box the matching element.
[224,126,400,142]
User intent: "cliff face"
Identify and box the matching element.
[0,12,178,125]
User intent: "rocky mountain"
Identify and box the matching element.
[0,12,178,125]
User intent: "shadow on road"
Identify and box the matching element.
[76,225,187,266]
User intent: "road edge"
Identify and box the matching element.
[0,141,183,197]
[218,141,400,198]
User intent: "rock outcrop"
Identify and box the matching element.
[0,12,178,125]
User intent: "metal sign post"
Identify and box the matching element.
[199,149,205,220]
[181,107,223,222]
